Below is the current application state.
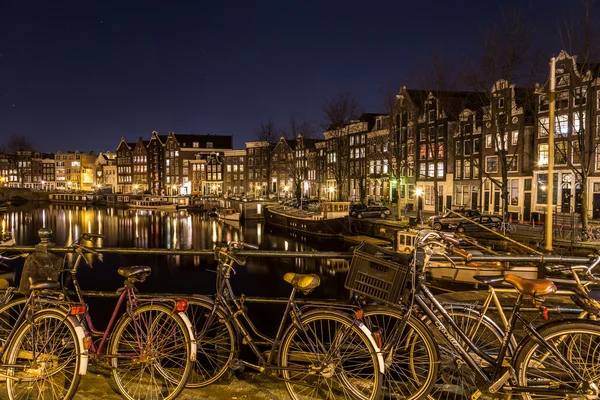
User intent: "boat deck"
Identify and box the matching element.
[342,235,391,246]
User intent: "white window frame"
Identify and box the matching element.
[485,156,498,173]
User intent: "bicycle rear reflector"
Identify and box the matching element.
[69,305,88,316]
[176,300,188,312]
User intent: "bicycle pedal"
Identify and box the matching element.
[229,358,244,371]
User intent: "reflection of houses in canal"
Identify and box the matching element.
[319,258,350,275]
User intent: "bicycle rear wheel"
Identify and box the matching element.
[362,306,439,400]
[515,320,600,400]
[5,308,83,400]
[108,303,193,400]
[185,298,237,388]
[279,309,382,400]
[0,295,27,347]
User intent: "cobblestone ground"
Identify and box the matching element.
[0,371,289,400]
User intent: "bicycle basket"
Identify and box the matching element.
[344,242,410,306]
[19,251,64,294]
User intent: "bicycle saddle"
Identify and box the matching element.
[30,279,61,291]
[118,266,152,279]
[504,274,557,297]
[283,272,320,294]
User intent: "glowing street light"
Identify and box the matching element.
[416,187,423,227]
[255,184,262,199]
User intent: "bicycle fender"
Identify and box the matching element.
[356,320,385,374]
[177,311,197,362]
[68,315,89,376]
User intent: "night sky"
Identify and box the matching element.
[0,0,584,153]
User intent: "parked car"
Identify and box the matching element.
[349,203,367,217]
[355,205,391,219]
[429,208,481,231]
[452,215,503,233]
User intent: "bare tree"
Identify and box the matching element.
[255,119,280,197]
[467,6,541,226]
[550,0,600,227]
[322,93,361,201]
[4,134,35,153]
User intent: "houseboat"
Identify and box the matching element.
[48,193,102,206]
[264,201,352,238]
[394,229,539,286]
[128,196,177,211]
[105,194,131,208]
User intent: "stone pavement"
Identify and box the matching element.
[0,370,289,400]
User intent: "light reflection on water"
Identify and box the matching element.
[0,204,351,299]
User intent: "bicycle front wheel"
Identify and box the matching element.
[108,303,193,400]
[515,320,600,399]
[363,306,439,400]
[185,298,237,388]
[279,309,382,400]
[5,308,83,400]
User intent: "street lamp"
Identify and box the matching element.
[284,186,289,199]
[133,184,139,194]
[172,184,178,196]
[41,180,45,191]
[255,184,261,199]
[416,188,423,227]
[328,186,335,200]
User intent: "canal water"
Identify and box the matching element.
[0,204,353,301]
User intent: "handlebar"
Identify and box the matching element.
[214,241,259,268]
[415,229,473,261]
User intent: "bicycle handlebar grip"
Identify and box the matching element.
[451,247,472,261]
[442,235,460,245]
[243,243,259,250]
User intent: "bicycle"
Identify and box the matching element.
[411,254,600,400]
[0,252,90,400]
[0,233,197,400]
[347,230,600,399]
[581,225,600,242]
[185,240,384,399]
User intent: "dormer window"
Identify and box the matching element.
[207,142,213,148]
[193,142,199,148]
[498,97,504,109]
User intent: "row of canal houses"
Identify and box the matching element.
[1,51,599,221]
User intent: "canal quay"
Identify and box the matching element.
[0,202,598,399]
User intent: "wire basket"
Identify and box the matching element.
[345,242,410,306]
[19,251,64,294]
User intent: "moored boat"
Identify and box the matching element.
[217,208,242,222]
[264,201,352,238]
[394,229,539,287]
[128,196,177,211]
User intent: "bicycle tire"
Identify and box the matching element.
[185,297,238,388]
[0,295,27,346]
[362,306,439,400]
[514,320,600,399]
[5,308,83,400]
[279,309,383,400]
[424,305,506,400]
[108,303,193,400]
